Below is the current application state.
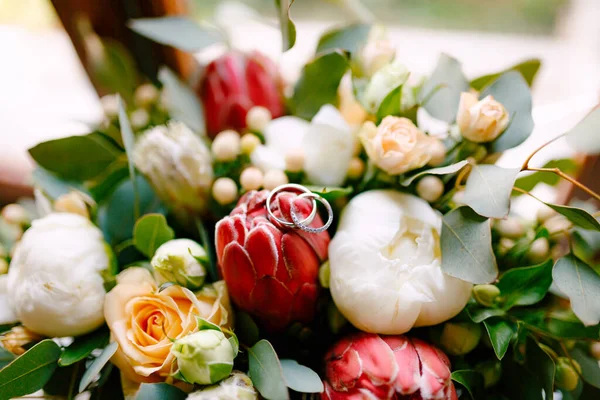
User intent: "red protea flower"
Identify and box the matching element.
[198,51,285,137]
[215,189,329,330]
[323,332,458,400]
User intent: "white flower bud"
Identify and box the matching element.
[212,178,238,205]
[0,259,8,275]
[427,140,447,167]
[151,239,207,289]
[134,83,159,108]
[528,238,549,263]
[537,205,556,223]
[416,176,444,203]
[1,204,30,227]
[240,133,261,155]
[284,148,305,172]
[457,93,509,143]
[130,108,150,130]
[452,189,465,205]
[7,213,113,337]
[187,371,258,400]
[171,329,235,385]
[544,215,572,236]
[497,237,515,255]
[494,218,524,239]
[54,191,92,219]
[100,94,119,118]
[212,130,241,162]
[240,167,264,191]
[246,106,272,132]
[347,158,365,180]
[364,60,410,112]
[263,170,289,190]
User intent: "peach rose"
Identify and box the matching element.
[456,92,509,143]
[104,267,232,383]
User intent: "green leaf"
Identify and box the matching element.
[228,334,239,356]
[248,340,289,400]
[570,347,600,389]
[86,157,130,202]
[274,0,296,51]
[546,318,600,340]
[31,168,86,200]
[280,359,324,393]
[545,203,600,231]
[467,307,506,323]
[441,206,498,284]
[0,347,15,369]
[79,342,118,393]
[483,317,516,360]
[291,51,349,120]
[306,186,353,202]
[401,160,469,186]
[44,362,85,397]
[451,370,485,400]
[158,67,205,134]
[235,311,260,346]
[513,159,577,195]
[419,53,469,123]
[463,165,519,218]
[133,214,174,258]
[502,359,543,400]
[0,339,61,400]
[553,255,600,326]
[526,338,555,400]
[59,327,110,366]
[496,259,553,309]
[196,317,222,332]
[376,84,403,123]
[483,71,534,152]
[135,383,187,400]
[565,107,600,154]
[316,23,372,54]
[470,59,541,90]
[28,133,121,181]
[128,17,222,52]
[118,96,138,218]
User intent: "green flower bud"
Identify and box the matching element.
[476,360,502,388]
[152,239,207,290]
[319,261,331,288]
[473,285,501,307]
[555,358,581,392]
[439,322,482,356]
[187,371,258,400]
[171,330,235,385]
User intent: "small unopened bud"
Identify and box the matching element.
[427,140,446,167]
[285,148,305,173]
[536,205,556,223]
[100,94,119,118]
[240,134,261,155]
[497,237,515,256]
[416,176,444,203]
[240,167,264,191]
[151,239,207,289]
[527,238,549,263]
[1,326,43,356]
[212,178,238,205]
[555,358,581,391]
[130,108,150,130]
[54,191,92,219]
[1,204,30,227]
[439,322,482,356]
[473,284,501,307]
[187,371,258,400]
[452,190,465,206]
[590,342,600,360]
[0,259,8,275]
[134,83,159,108]
[347,158,365,180]
[319,261,331,288]
[212,130,241,162]
[263,170,289,190]
[544,215,572,236]
[246,106,272,132]
[476,360,502,388]
[494,218,524,239]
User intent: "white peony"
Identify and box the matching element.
[7,213,113,337]
[251,105,354,186]
[328,190,472,334]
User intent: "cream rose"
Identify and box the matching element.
[456,92,509,143]
[359,116,439,175]
[104,268,232,383]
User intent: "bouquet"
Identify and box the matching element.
[1,2,600,399]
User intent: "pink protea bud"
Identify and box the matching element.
[215,189,330,330]
[198,51,285,138]
[323,333,458,400]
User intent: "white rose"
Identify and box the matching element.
[251,105,354,186]
[456,92,509,143]
[7,213,113,337]
[152,239,207,290]
[134,122,213,213]
[329,190,472,334]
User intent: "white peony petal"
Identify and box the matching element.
[250,144,286,172]
[0,275,18,324]
[303,121,354,186]
[312,104,351,132]
[263,116,309,155]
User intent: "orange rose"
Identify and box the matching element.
[104,268,232,383]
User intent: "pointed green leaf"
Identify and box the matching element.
[117,96,138,220]
[280,359,324,393]
[275,0,296,51]
[546,318,600,340]
[31,168,86,200]
[376,85,403,123]
[441,206,498,284]
[196,317,222,332]
[526,338,555,400]
[0,340,61,400]
[158,67,205,134]
[463,165,519,218]
[401,160,468,186]
[248,340,289,400]
[483,317,516,360]
[470,59,541,90]
[553,255,600,326]
[59,327,110,366]
[128,17,222,52]
[545,203,600,231]
[235,311,260,346]
[135,383,187,400]
[565,107,600,155]
[570,347,600,389]
[317,23,372,54]
[86,156,129,202]
[451,370,485,400]
[79,342,118,393]
[467,307,506,323]
[496,259,553,309]
[133,214,174,257]
[306,186,353,202]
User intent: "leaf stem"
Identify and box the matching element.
[521,134,565,170]
[525,167,600,203]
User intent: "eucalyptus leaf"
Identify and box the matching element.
[570,347,600,389]
[513,159,577,195]
[31,168,85,200]
[553,255,600,326]
[235,311,260,346]
[280,359,324,393]
[546,318,600,340]
[441,206,498,284]
[565,107,600,154]
[248,340,289,400]
[79,342,118,393]
[135,383,187,400]
[306,186,353,202]
[0,347,15,369]
[483,317,516,360]
[544,203,600,231]
[133,213,174,257]
[128,17,222,52]
[274,0,296,51]
[496,259,553,309]
[118,97,138,219]
[470,59,541,90]
[451,370,485,400]
[376,85,402,123]
[526,338,555,400]
[316,23,372,54]
[463,165,519,218]
[59,327,110,366]
[44,362,85,397]
[483,71,534,152]
[467,307,506,323]
[401,160,468,186]
[419,53,469,123]
[159,67,205,134]
[291,51,349,120]
[86,157,130,202]
[28,133,121,181]
[0,339,61,400]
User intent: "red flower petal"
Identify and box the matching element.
[352,334,397,388]
[289,282,318,323]
[221,242,255,308]
[382,336,420,395]
[245,224,282,279]
[280,232,319,290]
[249,276,294,327]
[412,338,451,398]
[326,337,362,392]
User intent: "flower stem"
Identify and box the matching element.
[521,134,565,170]
[525,167,600,203]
